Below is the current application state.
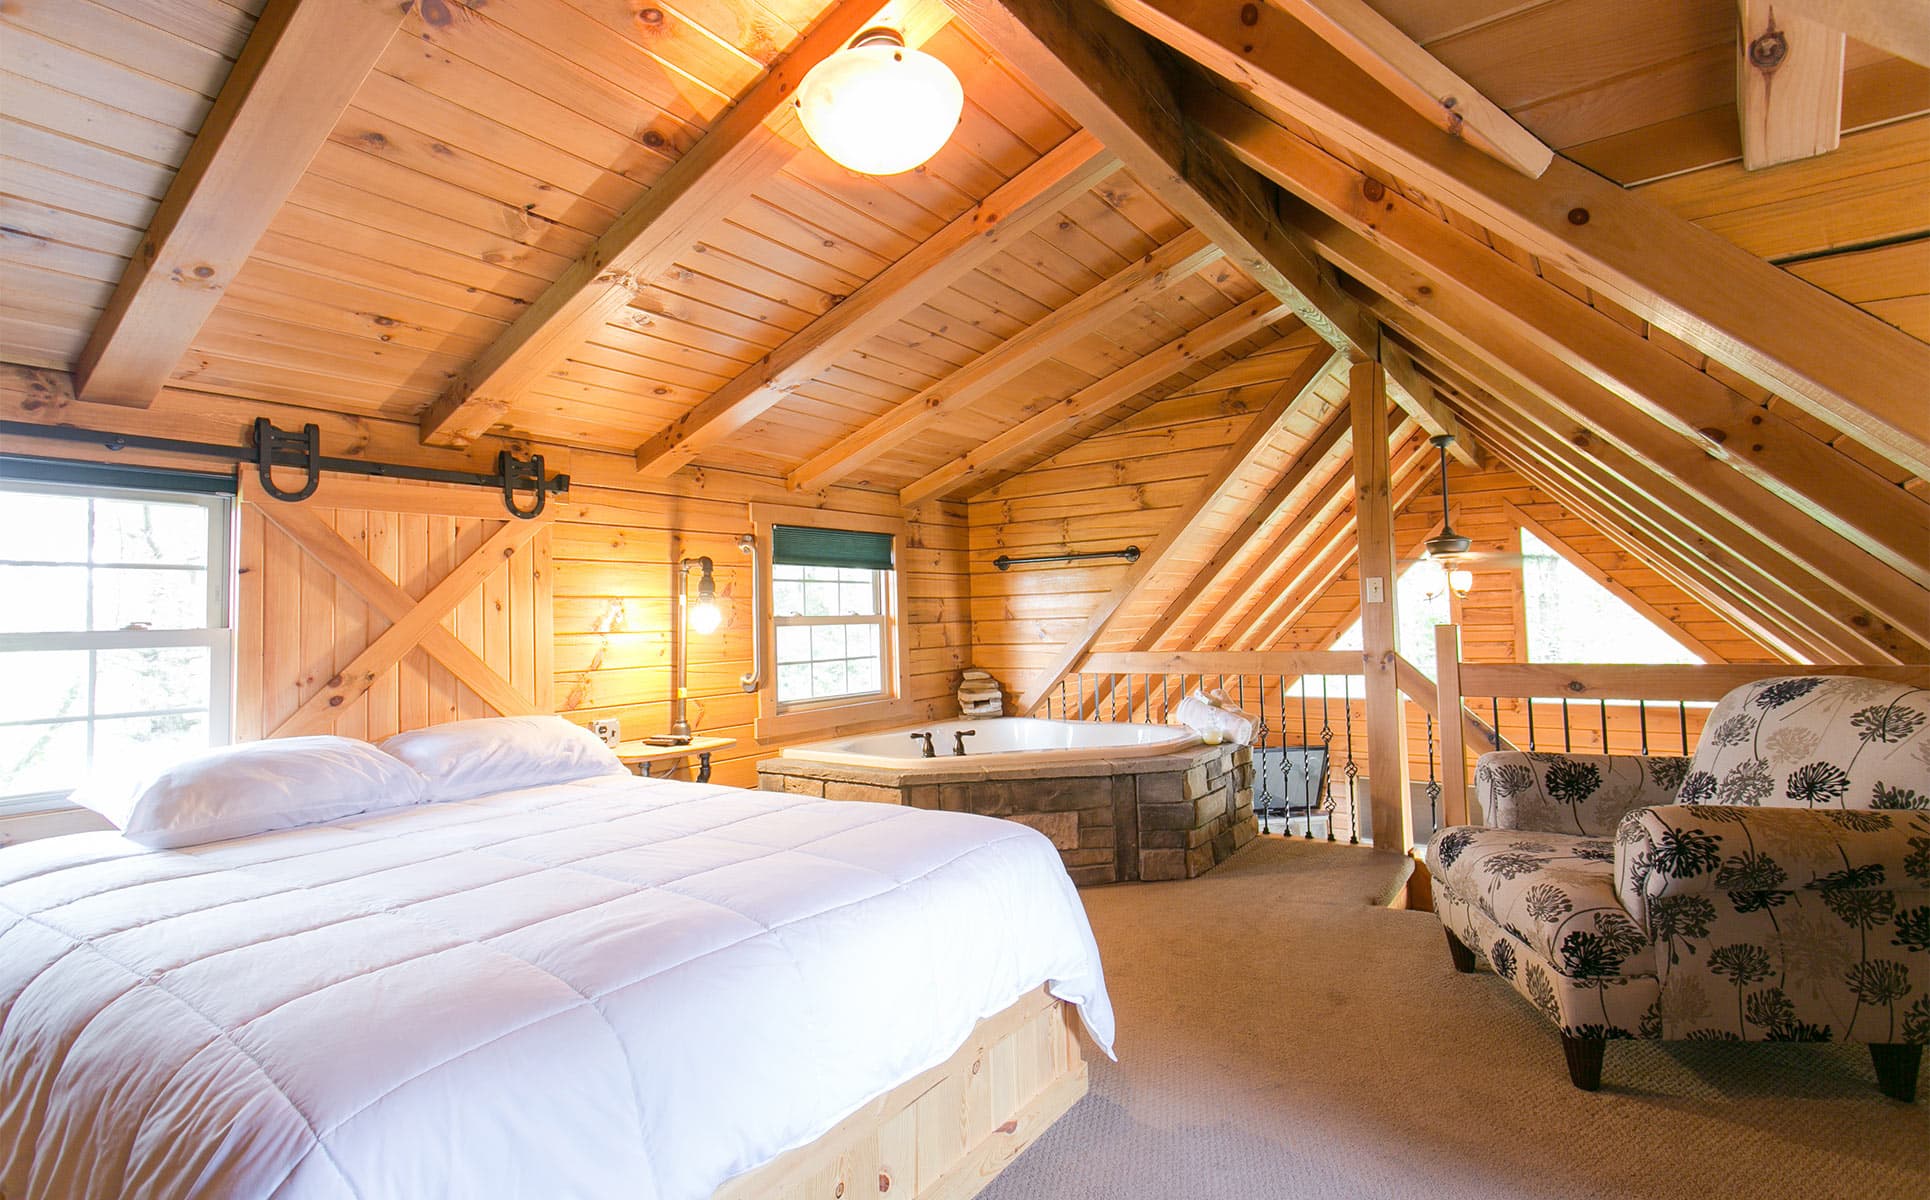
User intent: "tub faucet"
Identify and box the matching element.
[909,731,936,758]
[952,729,977,756]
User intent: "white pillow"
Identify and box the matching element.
[70,736,427,849]
[379,715,627,803]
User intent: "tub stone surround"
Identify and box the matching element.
[758,744,1257,885]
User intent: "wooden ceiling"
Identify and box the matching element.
[2,0,1927,671]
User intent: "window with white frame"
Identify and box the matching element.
[0,473,233,806]
[770,524,895,709]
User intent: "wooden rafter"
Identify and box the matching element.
[1133,7,1930,475]
[1455,399,1859,665]
[420,0,907,448]
[1289,212,1930,644]
[788,229,1224,493]
[1739,0,1846,170]
[1407,342,1855,664]
[1409,331,1917,663]
[1235,427,1434,651]
[943,0,1372,359]
[631,130,1117,477]
[1379,338,1477,467]
[1222,0,1551,177]
[244,489,551,736]
[1274,187,1929,590]
[1014,345,1344,712]
[1126,399,1350,652]
[1768,0,1930,68]
[74,0,407,407]
[899,295,1292,505]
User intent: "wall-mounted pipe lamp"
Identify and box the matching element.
[993,546,1140,571]
[672,555,721,738]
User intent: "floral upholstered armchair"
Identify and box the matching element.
[1426,674,1929,1100]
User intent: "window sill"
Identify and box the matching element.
[756,695,915,742]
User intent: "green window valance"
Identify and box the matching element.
[772,524,894,572]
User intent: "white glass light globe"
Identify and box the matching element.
[795,32,964,176]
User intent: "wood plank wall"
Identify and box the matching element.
[1,378,972,790]
[965,342,1349,700]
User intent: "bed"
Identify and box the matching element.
[0,769,1114,1200]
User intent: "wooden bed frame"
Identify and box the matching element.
[712,988,1089,1200]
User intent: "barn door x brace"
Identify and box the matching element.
[0,417,571,518]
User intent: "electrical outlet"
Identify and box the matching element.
[1365,576,1385,603]
[590,719,621,746]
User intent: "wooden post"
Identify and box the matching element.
[1434,623,1468,827]
[1351,360,1410,853]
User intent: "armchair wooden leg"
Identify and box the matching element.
[1869,1044,1921,1102]
[1561,1034,1605,1091]
[1443,928,1477,974]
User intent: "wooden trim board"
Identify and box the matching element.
[711,988,1089,1200]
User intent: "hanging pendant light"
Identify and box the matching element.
[794,28,964,176]
[1423,433,1474,600]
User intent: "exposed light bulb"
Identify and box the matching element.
[687,599,723,635]
[795,29,963,176]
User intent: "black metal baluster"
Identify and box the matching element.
[1526,697,1538,751]
[1341,675,1358,845]
[1679,701,1690,755]
[1057,679,1067,722]
[1320,676,1336,842]
[1560,698,1571,752]
[1598,699,1610,755]
[1256,678,1272,834]
[1300,682,1313,840]
[1424,712,1440,840]
[1490,697,1502,751]
[1161,675,1169,722]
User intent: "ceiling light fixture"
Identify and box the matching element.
[1424,433,1475,600]
[794,28,963,176]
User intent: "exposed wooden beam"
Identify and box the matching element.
[1316,223,1930,646]
[1128,398,1350,651]
[1739,0,1847,170]
[629,130,1117,477]
[74,0,407,407]
[1130,4,1930,474]
[421,0,911,447]
[1188,446,1355,646]
[900,294,1291,505]
[789,230,1223,492]
[1263,0,1551,177]
[1270,178,1930,589]
[1013,346,1345,713]
[1412,330,1917,662]
[944,0,1373,357]
[1236,427,1433,651]
[1378,337,1478,467]
[1770,0,1930,68]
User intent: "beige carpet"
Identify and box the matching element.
[983,835,1927,1200]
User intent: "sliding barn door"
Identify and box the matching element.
[233,478,555,742]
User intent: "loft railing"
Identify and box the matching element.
[1048,632,1930,852]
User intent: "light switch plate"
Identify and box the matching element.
[1365,576,1385,603]
[590,719,621,746]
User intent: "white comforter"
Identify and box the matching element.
[0,775,1114,1200]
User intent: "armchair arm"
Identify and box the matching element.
[1473,751,1689,837]
[1615,805,1930,931]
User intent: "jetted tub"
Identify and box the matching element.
[780,717,1199,770]
[763,718,1256,886]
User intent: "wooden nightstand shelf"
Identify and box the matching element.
[612,736,736,783]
